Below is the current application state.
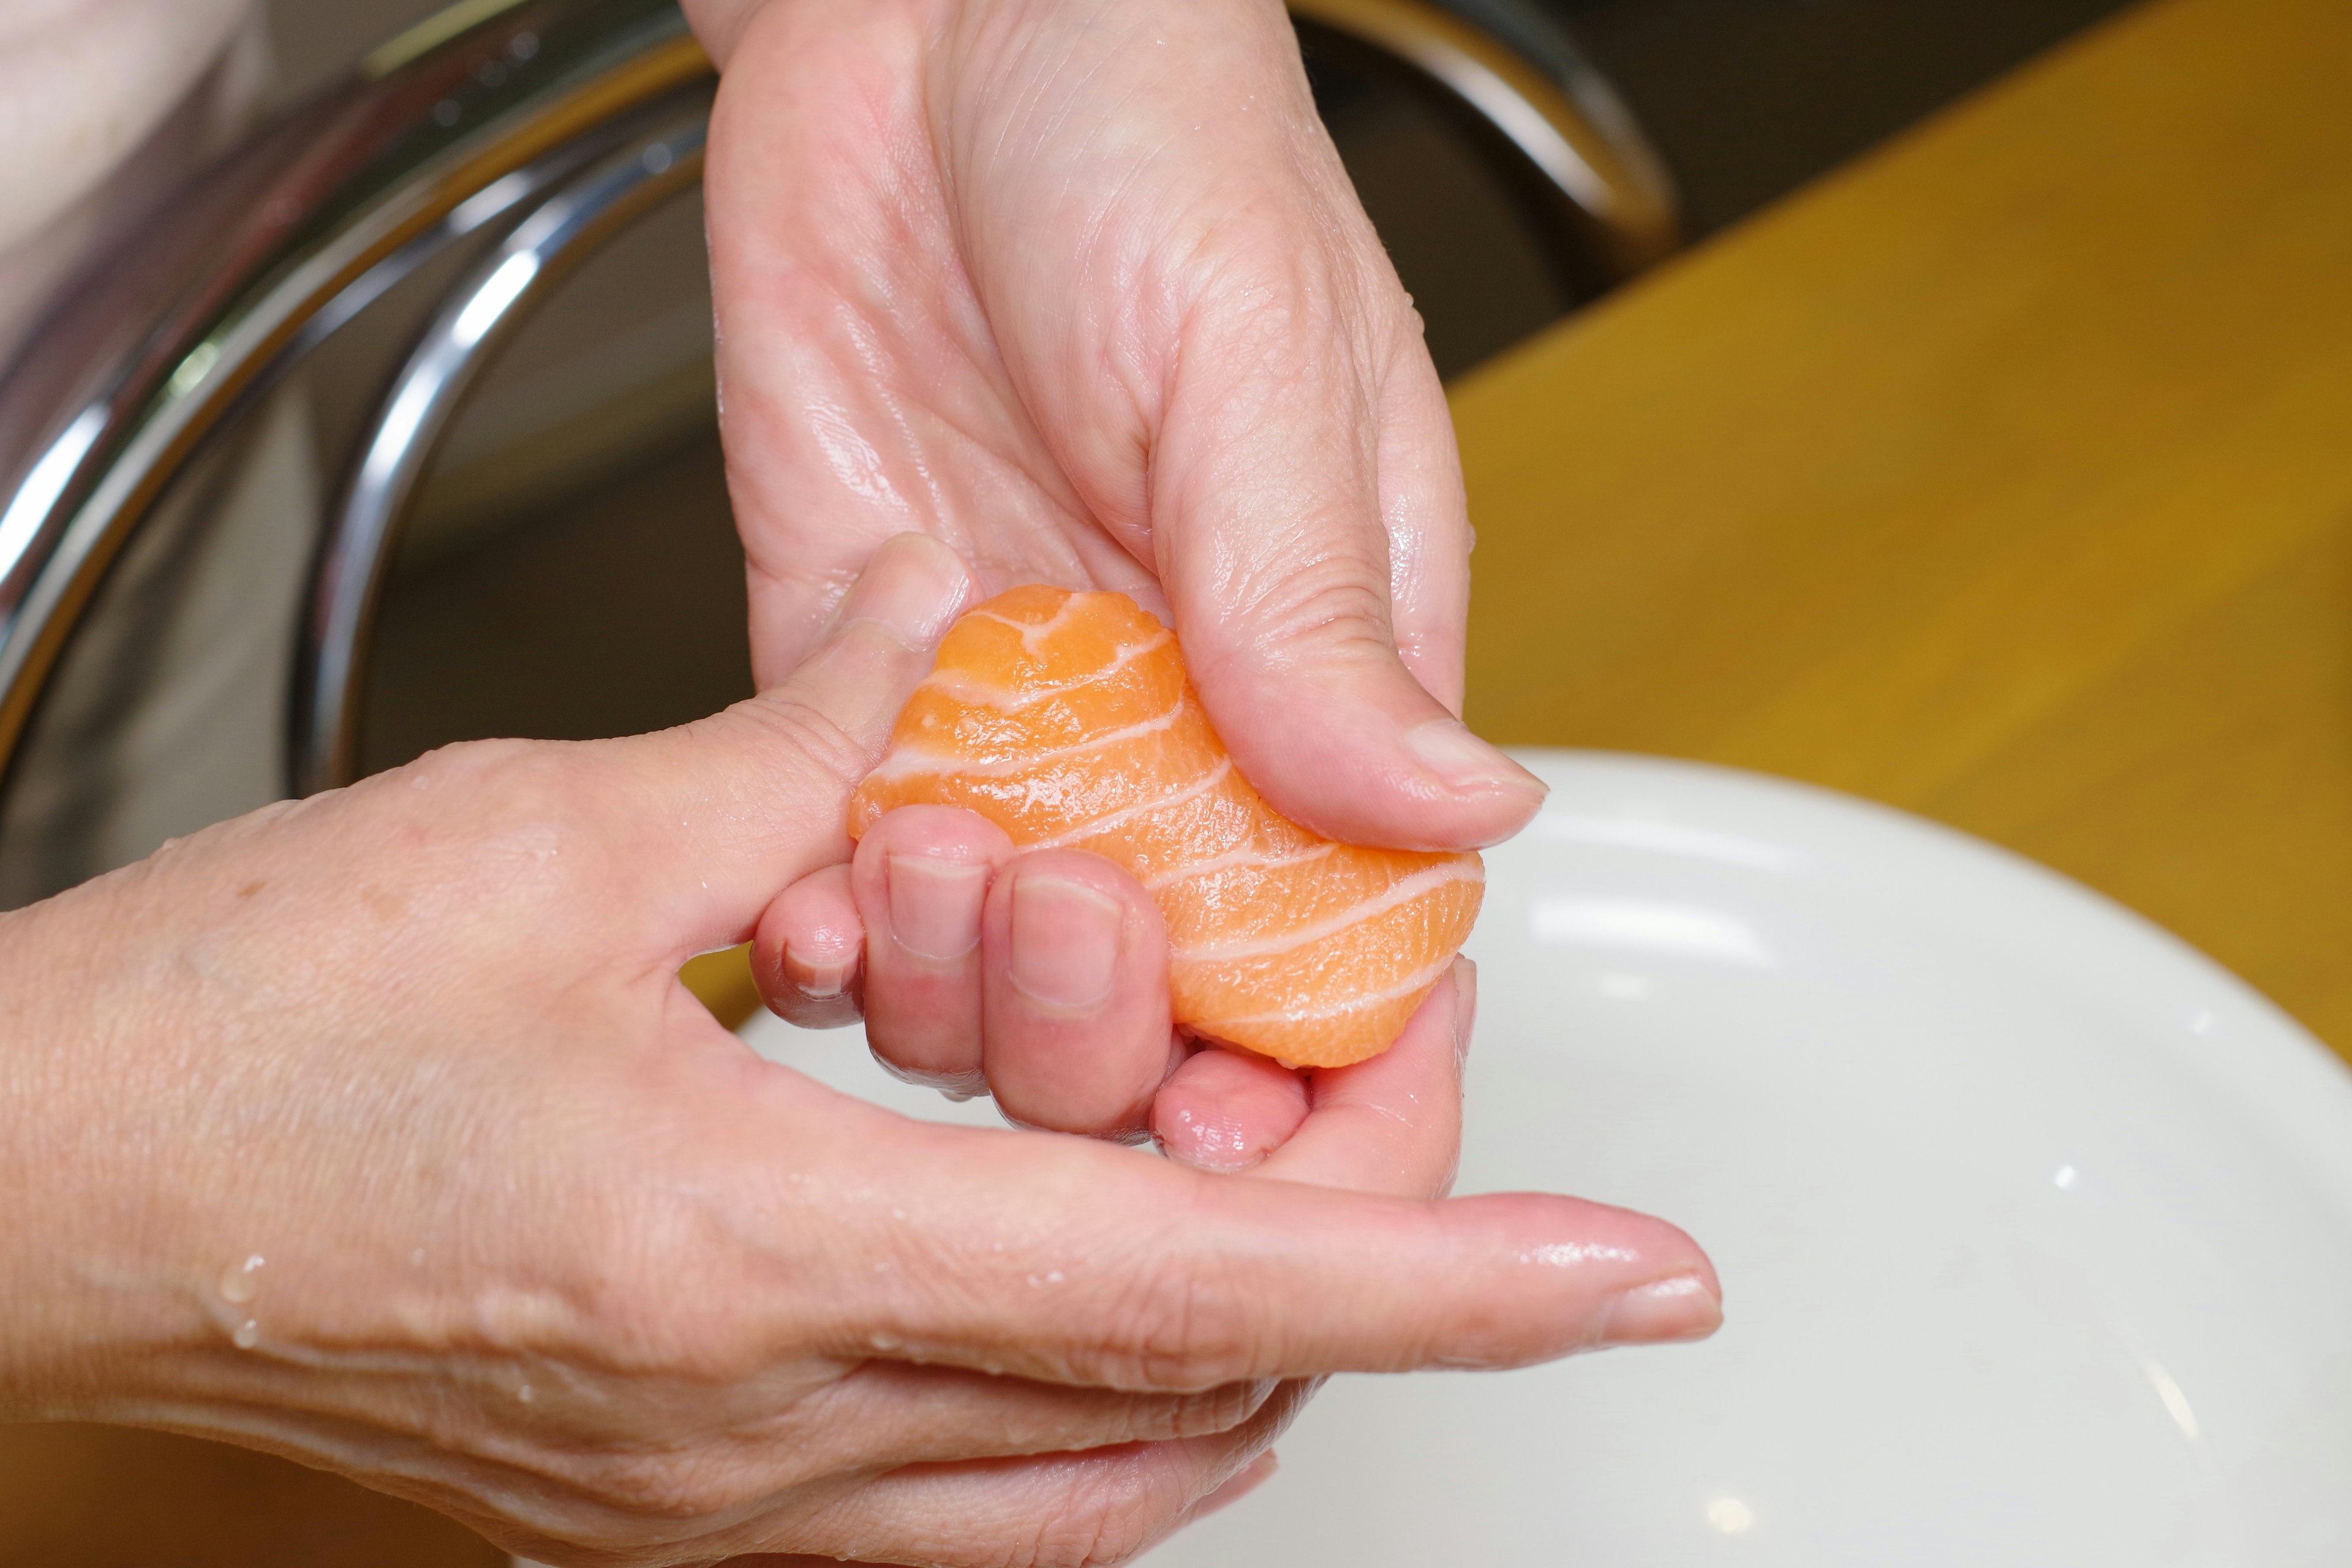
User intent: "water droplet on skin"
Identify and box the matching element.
[980,1359,1004,1376]
[869,1332,902,1352]
[217,1255,264,1304]
[518,1384,535,1403]
[233,1321,259,1349]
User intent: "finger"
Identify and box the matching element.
[1156,381,1544,854]
[1152,1046,1309,1173]
[853,806,1014,1091]
[808,1109,1722,1392]
[753,864,864,1028]
[1376,318,1472,712]
[1150,959,1471,1188]
[605,531,974,956]
[780,1360,1277,1476]
[1148,245,1542,856]
[1188,1446,1280,1521]
[982,850,1185,1139]
[408,1370,1276,1568]
[1255,959,1472,1200]
[725,1378,1315,1568]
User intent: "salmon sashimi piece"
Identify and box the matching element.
[848,585,1483,1068]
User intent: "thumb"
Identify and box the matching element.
[602,532,973,956]
[1155,302,1546,854]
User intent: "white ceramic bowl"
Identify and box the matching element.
[742,751,2352,1566]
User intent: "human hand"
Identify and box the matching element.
[0,537,1716,1566]
[685,0,1548,855]
[755,804,1479,1189]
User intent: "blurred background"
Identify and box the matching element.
[24,0,2330,1560]
[242,0,2143,802]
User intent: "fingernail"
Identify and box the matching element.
[1408,719,1548,799]
[786,944,851,999]
[1596,1273,1723,1346]
[1191,1450,1279,1521]
[1008,873,1123,1011]
[836,533,970,649]
[887,853,989,962]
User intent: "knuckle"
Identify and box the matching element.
[1257,568,1391,648]
[320,739,612,926]
[584,1450,757,1523]
[734,687,876,789]
[1166,1378,1270,1440]
[398,739,605,862]
[1101,1253,1261,1392]
[592,1267,770,1389]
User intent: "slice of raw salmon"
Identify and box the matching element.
[849,585,1483,1068]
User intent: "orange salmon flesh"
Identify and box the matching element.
[848,585,1483,1068]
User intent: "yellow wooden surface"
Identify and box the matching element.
[682,941,762,1030]
[1454,0,2352,1055]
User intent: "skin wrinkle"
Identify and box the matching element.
[877,51,1090,538]
[711,0,1525,856]
[935,10,1175,562]
[0,11,1700,1562]
[795,189,1102,606]
[724,51,1076,603]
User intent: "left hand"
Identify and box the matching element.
[755,804,1471,1191]
[0,536,1718,1567]
[683,0,1548,856]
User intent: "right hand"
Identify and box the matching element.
[0,537,1717,1567]
[686,0,1550,858]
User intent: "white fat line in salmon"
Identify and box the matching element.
[1142,841,1338,893]
[970,594,1085,653]
[1166,860,1482,964]
[1199,949,1462,1026]
[923,628,1175,712]
[1028,756,1237,850]
[865,695,1193,783]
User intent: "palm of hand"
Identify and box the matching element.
[703,0,1498,854]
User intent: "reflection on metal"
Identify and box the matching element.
[0,0,706,794]
[295,107,707,795]
[1292,0,1679,276]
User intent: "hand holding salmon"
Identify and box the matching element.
[852,587,1485,1068]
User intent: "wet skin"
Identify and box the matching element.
[0,540,1717,1567]
[0,0,1716,1558]
[687,0,1551,858]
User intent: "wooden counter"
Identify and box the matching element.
[1455,0,2352,1057]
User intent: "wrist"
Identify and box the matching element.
[0,878,216,1420]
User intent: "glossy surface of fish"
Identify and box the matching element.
[850,586,1483,1067]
